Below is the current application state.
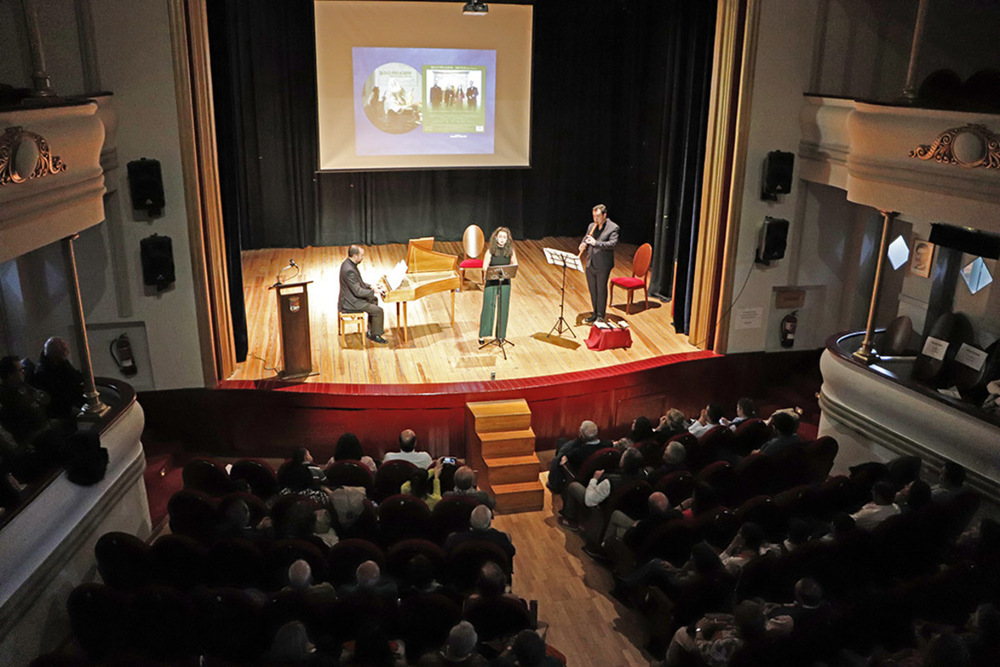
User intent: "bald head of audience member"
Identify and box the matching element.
[648,491,670,516]
[287,559,313,590]
[356,559,381,586]
[399,429,417,453]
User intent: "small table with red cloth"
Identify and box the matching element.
[585,324,632,351]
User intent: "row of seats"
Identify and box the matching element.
[96,532,513,596]
[168,488,486,549]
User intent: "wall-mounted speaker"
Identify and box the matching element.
[756,216,789,265]
[127,158,165,216]
[140,234,175,291]
[761,150,794,200]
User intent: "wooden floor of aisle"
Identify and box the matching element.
[493,472,654,666]
[234,238,696,385]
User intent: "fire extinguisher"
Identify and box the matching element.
[110,334,138,376]
[780,310,798,348]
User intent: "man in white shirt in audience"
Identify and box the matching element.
[688,403,725,439]
[850,481,900,530]
[383,428,433,468]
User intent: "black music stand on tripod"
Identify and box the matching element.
[543,247,584,338]
[478,264,518,360]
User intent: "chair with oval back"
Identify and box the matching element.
[609,242,653,314]
[458,224,485,290]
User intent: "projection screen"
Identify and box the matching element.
[314,1,533,171]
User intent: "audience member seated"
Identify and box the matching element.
[335,431,377,472]
[615,415,655,451]
[755,410,800,457]
[764,577,830,637]
[338,558,398,600]
[277,458,334,509]
[616,541,734,613]
[444,466,496,510]
[340,622,407,667]
[492,629,564,667]
[445,505,516,566]
[851,481,901,530]
[285,558,337,600]
[291,447,328,484]
[559,447,646,531]
[900,479,932,515]
[688,403,725,439]
[932,461,967,501]
[720,522,766,575]
[680,482,721,519]
[0,355,50,446]
[724,397,759,430]
[383,428,433,468]
[663,600,767,667]
[398,554,444,599]
[402,460,445,510]
[602,490,678,550]
[262,620,327,665]
[462,562,532,652]
[310,508,339,549]
[546,420,607,494]
[648,441,688,485]
[417,620,487,667]
[782,518,813,553]
[29,337,85,419]
[654,408,690,440]
[215,498,273,543]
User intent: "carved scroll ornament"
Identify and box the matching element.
[0,126,67,185]
[910,123,1000,169]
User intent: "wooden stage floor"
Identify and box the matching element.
[231,238,697,385]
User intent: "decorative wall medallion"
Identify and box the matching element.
[910,123,1000,169]
[0,126,68,185]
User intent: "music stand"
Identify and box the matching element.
[543,248,584,338]
[478,264,518,360]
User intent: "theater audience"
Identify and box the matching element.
[932,461,967,501]
[216,497,273,543]
[782,518,813,553]
[756,410,801,456]
[417,620,486,667]
[851,481,901,530]
[615,415,655,451]
[402,460,444,510]
[338,559,399,602]
[901,479,932,514]
[687,403,725,439]
[491,629,564,667]
[765,577,830,635]
[648,440,687,484]
[444,466,496,509]
[29,337,85,419]
[680,482,721,519]
[398,554,444,599]
[262,620,322,664]
[724,396,759,429]
[654,408,689,440]
[546,420,606,494]
[341,622,406,667]
[277,457,334,509]
[559,447,646,530]
[285,559,337,599]
[335,431,377,472]
[462,562,532,652]
[663,599,768,667]
[603,490,679,549]
[720,522,766,575]
[0,355,49,446]
[445,505,516,566]
[383,428,433,468]
[291,446,328,484]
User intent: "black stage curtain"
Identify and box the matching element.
[647,1,717,335]
[209,1,716,331]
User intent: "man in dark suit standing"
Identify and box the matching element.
[339,245,388,344]
[579,203,619,322]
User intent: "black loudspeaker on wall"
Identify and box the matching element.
[127,158,165,216]
[761,150,794,200]
[756,217,789,266]
[140,234,175,291]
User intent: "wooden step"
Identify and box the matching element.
[479,429,536,458]
[483,454,541,485]
[491,480,544,514]
[467,399,532,433]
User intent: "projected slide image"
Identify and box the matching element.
[361,63,422,134]
[423,67,486,134]
[353,47,496,157]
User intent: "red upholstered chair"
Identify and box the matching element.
[95,531,153,592]
[182,457,238,497]
[325,459,374,492]
[610,242,652,314]
[458,224,485,290]
[229,458,279,500]
[326,538,386,587]
[373,459,419,503]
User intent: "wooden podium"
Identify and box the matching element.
[270,281,314,379]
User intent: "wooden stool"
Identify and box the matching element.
[338,311,368,346]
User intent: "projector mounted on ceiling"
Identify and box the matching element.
[463,2,488,16]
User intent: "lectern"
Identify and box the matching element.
[270,281,314,379]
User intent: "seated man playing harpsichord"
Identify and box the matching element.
[339,245,388,344]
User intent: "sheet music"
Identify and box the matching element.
[543,247,584,272]
[385,260,408,290]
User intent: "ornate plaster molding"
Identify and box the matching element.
[910,123,1000,169]
[0,126,67,185]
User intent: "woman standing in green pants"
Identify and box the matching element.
[478,226,518,344]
